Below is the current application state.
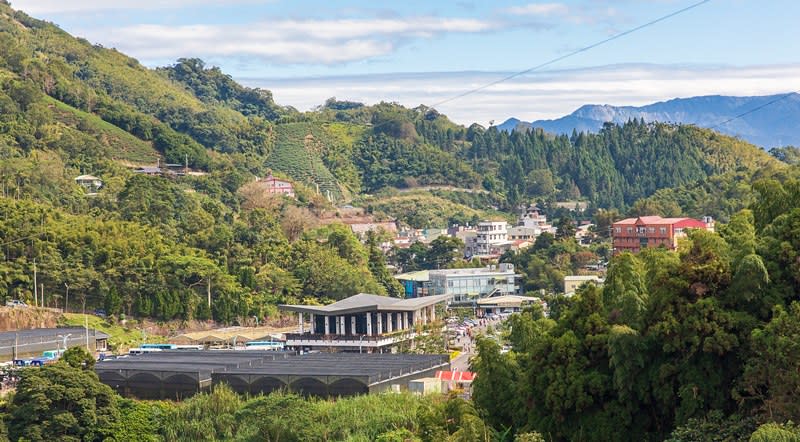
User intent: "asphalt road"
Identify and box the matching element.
[449,317,503,372]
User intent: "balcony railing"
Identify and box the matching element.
[284,332,416,347]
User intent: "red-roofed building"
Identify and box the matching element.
[435,370,475,396]
[435,370,476,382]
[612,216,714,254]
[258,175,295,198]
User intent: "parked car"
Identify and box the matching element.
[93,309,107,318]
[5,300,27,308]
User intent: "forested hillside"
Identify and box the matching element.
[0,0,786,320]
[466,121,779,208]
[475,174,800,440]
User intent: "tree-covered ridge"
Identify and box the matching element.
[158,58,288,121]
[0,0,781,213]
[0,2,275,170]
[363,192,510,229]
[465,121,780,208]
[472,178,800,440]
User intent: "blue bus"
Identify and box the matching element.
[141,343,177,350]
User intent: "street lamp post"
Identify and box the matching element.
[58,334,72,352]
[64,283,69,313]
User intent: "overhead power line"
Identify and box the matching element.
[0,233,42,248]
[708,92,797,130]
[429,0,713,109]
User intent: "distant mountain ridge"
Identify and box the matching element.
[498,93,800,148]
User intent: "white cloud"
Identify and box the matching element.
[9,0,264,14]
[240,63,800,126]
[77,17,502,64]
[506,3,569,16]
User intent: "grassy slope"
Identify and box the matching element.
[60,313,166,352]
[46,97,159,164]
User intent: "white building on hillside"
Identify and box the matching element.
[75,175,103,194]
[467,221,510,257]
[516,205,555,236]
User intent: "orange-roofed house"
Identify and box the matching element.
[612,215,714,254]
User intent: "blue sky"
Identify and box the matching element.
[10,0,800,124]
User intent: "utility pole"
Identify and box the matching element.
[64,283,69,313]
[33,258,37,307]
[85,315,89,350]
[40,283,44,308]
[207,277,211,308]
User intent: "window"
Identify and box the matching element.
[615,227,621,233]
[660,227,667,234]
[626,227,633,233]
[648,227,655,233]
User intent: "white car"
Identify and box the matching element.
[5,300,27,308]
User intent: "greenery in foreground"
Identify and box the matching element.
[472,178,800,441]
[0,348,500,442]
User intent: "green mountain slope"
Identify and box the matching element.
[266,123,344,201]
[0,0,790,327]
[46,96,158,164]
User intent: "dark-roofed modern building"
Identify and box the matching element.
[95,351,449,399]
[279,293,451,352]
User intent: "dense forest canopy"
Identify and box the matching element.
[473,177,800,441]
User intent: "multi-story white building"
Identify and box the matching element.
[516,205,555,235]
[428,264,520,304]
[521,205,549,228]
[467,221,510,257]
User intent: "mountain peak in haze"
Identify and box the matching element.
[499,93,800,148]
